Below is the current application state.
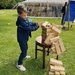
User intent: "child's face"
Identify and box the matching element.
[20,12,27,20]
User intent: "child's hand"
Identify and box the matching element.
[36,22,44,26]
[36,22,39,25]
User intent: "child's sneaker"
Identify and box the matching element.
[25,56,31,59]
[16,63,26,71]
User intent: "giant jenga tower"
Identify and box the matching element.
[41,21,62,45]
[41,21,65,56]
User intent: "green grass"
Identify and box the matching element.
[0,10,75,75]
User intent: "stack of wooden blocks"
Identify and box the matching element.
[48,58,66,75]
[50,36,65,56]
[41,21,65,56]
[41,21,62,44]
[41,21,53,44]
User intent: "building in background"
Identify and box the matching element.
[16,0,68,17]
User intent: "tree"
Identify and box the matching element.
[0,0,24,9]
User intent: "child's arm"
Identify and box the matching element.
[18,21,39,32]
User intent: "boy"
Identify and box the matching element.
[16,5,39,71]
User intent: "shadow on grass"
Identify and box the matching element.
[0,58,47,75]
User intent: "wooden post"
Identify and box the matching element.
[43,47,45,69]
[35,41,37,59]
[68,0,70,30]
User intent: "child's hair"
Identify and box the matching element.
[17,5,27,14]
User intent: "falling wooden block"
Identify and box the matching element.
[50,65,65,71]
[50,48,57,57]
[50,36,60,43]
[50,58,63,66]
[55,71,60,75]
[44,33,54,45]
[50,44,57,56]
[56,25,63,30]
[42,28,52,33]
[58,38,65,52]
[52,26,61,34]
[55,43,62,55]
[50,50,57,57]
[51,47,56,52]
[47,28,52,33]
[60,71,65,75]
[52,23,62,30]
[49,72,55,75]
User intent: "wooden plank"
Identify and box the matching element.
[50,65,65,71]
[50,36,60,43]
[55,43,61,55]
[60,71,65,75]
[52,23,62,30]
[51,46,56,52]
[49,72,55,75]
[50,43,57,57]
[52,26,61,34]
[55,71,60,75]
[58,38,65,52]
[50,58,63,66]
[44,33,54,45]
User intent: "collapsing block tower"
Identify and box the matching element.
[41,21,65,56]
[41,21,54,44]
[41,21,62,44]
[41,22,66,75]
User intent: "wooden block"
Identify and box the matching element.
[44,33,54,45]
[54,66,65,71]
[51,45,57,55]
[55,71,60,75]
[47,28,52,32]
[51,47,56,52]
[60,71,65,75]
[52,23,62,30]
[50,58,63,66]
[42,28,52,34]
[42,21,49,27]
[58,38,65,52]
[49,72,55,75]
[48,23,62,30]
[50,65,54,71]
[56,25,63,30]
[52,26,61,34]
[50,48,57,53]
[50,36,60,43]
[50,65,65,71]
[55,43,62,55]
[50,49,57,57]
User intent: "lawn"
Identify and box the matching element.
[0,10,75,75]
